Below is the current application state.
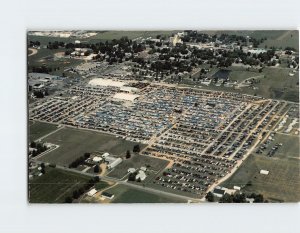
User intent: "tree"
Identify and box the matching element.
[205,192,214,202]
[219,193,233,203]
[254,194,264,203]
[93,176,100,183]
[65,196,73,203]
[126,150,131,159]
[72,190,79,199]
[84,152,90,159]
[133,144,141,153]
[128,172,136,181]
[30,141,36,148]
[94,165,100,173]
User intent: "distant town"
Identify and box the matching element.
[28,30,299,203]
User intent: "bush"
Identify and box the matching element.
[65,196,73,203]
[133,144,141,153]
[94,165,100,173]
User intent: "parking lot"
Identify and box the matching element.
[29,80,293,198]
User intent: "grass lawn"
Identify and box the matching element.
[105,184,185,203]
[29,168,90,203]
[221,136,300,203]
[28,48,84,76]
[202,30,298,51]
[29,121,58,141]
[107,154,169,180]
[95,181,111,191]
[259,30,299,51]
[257,134,299,160]
[38,127,146,166]
[191,66,299,102]
[86,31,178,42]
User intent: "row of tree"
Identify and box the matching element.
[205,191,266,203]
[64,176,100,203]
[68,152,90,168]
[30,141,47,157]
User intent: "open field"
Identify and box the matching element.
[29,120,58,141]
[107,154,169,180]
[38,127,146,166]
[189,66,299,102]
[256,134,299,160]
[86,31,178,42]
[202,30,299,51]
[260,30,299,51]
[29,168,90,203]
[28,48,84,76]
[105,184,186,203]
[28,31,178,45]
[221,140,300,202]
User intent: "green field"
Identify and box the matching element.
[107,154,169,180]
[86,31,178,42]
[259,30,299,51]
[202,30,299,51]
[29,121,58,141]
[256,134,299,159]
[105,184,185,203]
[221,134,300,202]
[188,66,299,102]
[28,31,178,45]
[29,168,90,203]
[38,127,146,166]
[28,47,84,76]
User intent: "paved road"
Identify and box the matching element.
[33,161,202,203]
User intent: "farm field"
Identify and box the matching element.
[105,184,186,203]
[28,31,178,46]
[256,134,299,160]
[107,154,169,180]
[259,30,299,51]
[29,168,90,203]
[221,140,300,202]
[28,48,84,76]
[87,31,178,42]
[38,127,146,166]
[29,120,58,141]
[202,30,298,51]
[194,67,299,102]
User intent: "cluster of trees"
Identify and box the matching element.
[30,141,47,157]
[126,150,131,159]
[30,65,52,74]
[29,40,40,47]
[182,31,212,43]
[93,164,101,173]
[133,144,141,153]
[65,176,100,203]
[47,41,65,50]
[52,37,146,65]
[205,191,266,203]
[32,89,49,98]
[219,192,265,203]
[128,171,141,182]
[181,31,266,48]
[68,152,90,168]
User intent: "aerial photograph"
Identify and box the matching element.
[27,30,299,204]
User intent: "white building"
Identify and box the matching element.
[92,156,103,163]
[87,188,97,197]
[260,170,269,175]
[135,170,147,181]
[128,168,136,173]
[107,157,122,169]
